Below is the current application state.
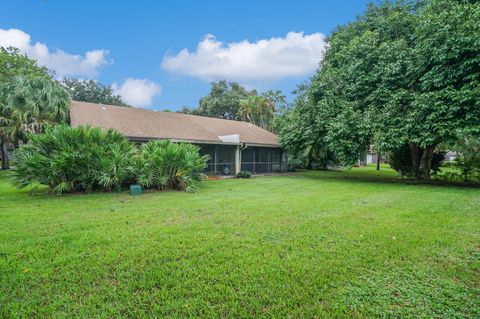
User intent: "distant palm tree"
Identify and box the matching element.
[239,95,275,131]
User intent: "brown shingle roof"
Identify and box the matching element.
[70,101,280,147]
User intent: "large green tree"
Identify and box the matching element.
[238,91,286,131]
[196,80,256,120]
[277,85,333,168]
[182,80,285,131]
[61,78,129,106]
[280,0,480,178]
[239,95,275,131]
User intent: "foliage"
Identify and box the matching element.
[136,140,208,193]
[196,80,256,120]
[452,136,480,182]
[1,167,479,317]
[12,125,136,194]
[0,76,70,169]
[0,76,70,141]
[239,95,275,131]
[61,78,129,106]
[0,47,50,82]
[12,127,211,194]
[236,170,252,178]
[279,0,480,179]
[180,80,285,132]
[276,85,335,169]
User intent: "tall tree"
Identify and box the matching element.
[181,81,285,132]
[0,47,49,82]
[238,90,287,131]
[0,47,70,169]
[0,47,53,169]
[61,78,129,106]
[281,0,480,178]
[239,95,275,131]
[197,80,256,120]
[276,84,333,169]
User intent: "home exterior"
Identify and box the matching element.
[70,101,287,176]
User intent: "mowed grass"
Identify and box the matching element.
[0,166,479,318]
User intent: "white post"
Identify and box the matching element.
[235,145,241,176]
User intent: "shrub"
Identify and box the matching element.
[12,125,136,194]
[237,171,252,178]
[454,137,480,182]
[136,140,208,193]
[434,170,464,182]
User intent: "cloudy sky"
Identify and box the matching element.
[0,0,372,109]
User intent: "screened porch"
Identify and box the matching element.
[199,144,287,176]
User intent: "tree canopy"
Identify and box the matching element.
[196,80,256,120]
[180,80,285,132]
[278,0,480,178]
[0,47,70,169]
[0,47,50,82]
[61,78,129,106]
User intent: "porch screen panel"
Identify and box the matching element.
[216,146,236,175]
[271,149,282,172]
[199,145,216,173]
[241,148,255,172]
[254,148,270,173]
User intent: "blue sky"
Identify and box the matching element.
[0,0,374,110]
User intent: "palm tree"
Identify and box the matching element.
[0,76,70,169]
[239,95,275,131]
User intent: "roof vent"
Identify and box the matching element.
[218,134,240,143]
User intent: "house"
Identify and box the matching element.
[444,151,457,162]
[70,101,287,176]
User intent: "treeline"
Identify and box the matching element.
[276,0,480,180]
[178,80,287,132]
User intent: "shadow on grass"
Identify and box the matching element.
[297,168,480,189]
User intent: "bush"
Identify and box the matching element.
[441,161,457,168]
[237,171,252,178]
[13,127,212,194]
[286,157,304,172]
[136,140,208,193]
[454,137,480,182]
[12,126,136,194]
[434,170,464,182]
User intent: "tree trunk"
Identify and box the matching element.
[1,140,10,170]
[409,144,421,178]
[419,145,436,179]
[376,152,381,171]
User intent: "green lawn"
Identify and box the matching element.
[1,166,479,318]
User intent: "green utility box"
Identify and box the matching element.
[130,184,142,196]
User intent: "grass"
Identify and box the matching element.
[1,165,479,318]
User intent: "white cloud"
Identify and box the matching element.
[0,28,109,77]
[112,78,162,108]
[161,32,327,82]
